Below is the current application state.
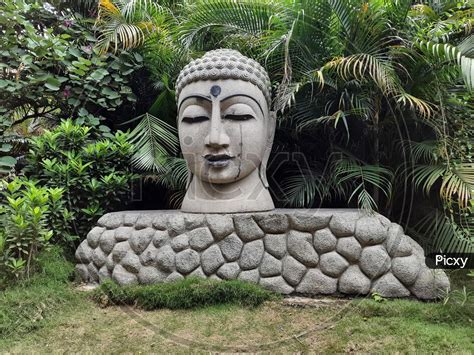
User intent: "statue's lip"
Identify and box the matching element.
[203,154,234,161]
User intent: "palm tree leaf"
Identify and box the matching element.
[127,113,178,172]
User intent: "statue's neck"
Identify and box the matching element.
[181,169,274,213]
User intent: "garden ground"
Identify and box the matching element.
[1,265,473,353]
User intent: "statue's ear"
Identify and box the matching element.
[259,111,276,189]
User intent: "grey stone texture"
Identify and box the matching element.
[129,228,154,254]
[75,210,448,300]
[339,265,371,295]
[259,252,282,277]
[170,234,189,252]
[282,256,306,286]
[254,213,289,233]
[217,262,241,280]
[355,216,388,245]
[219,233,243,261]
[188,227,214,251]
[234,215,265,242]
[176,249,199,274]
[239,239,264,270]
[264,234,287,259]
[336,237,362,262]
[287,230,319,267]
[371,272,410,298]
[296,269,338,295]
[260,276,293,294]
[201,245,225,275]
[319,251,349,278]
[206,214,234,240]
[359,245,391,279]
[87,227,104,248]
[313,228,337,254]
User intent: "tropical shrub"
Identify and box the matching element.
[0,178,69,283]
[0,0,141,174]
[26,120,136,245]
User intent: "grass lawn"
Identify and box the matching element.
[1,251,473,353]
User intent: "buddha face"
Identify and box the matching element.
[178,79,272,185]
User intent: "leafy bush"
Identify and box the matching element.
[0,0,141,174]
[94,278,279,310]
[26,119,136,245]
[0,179,69,282]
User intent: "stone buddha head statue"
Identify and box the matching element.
[176,49,276,213]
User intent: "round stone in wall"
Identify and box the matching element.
[287,230,319,267]
[260,276,293,294]
[336,237,362,262]
[98,213,123,229]
[153,230,169,248]
[263,234,287,259]
[115,226,133,242]
[75,242,93,263]
[139,243,159,266]
[217,262,241,280]
[219,233,243,261]
[289,212,331,232]
[338,265,371,295]
[239,239,264,270]
[112,241,130,263]
[328,212,359,237]
[206,214,234,240]
[391,254,420,286]
[355,216,388,245]
[234,215,265,242]
[254,213,289,233]
[359,245,391,279]
[120,251,141,274]
[201,245,225,275]
[282,256,306,286]
[319,251,349,278]
[138,266,167,284]
[129,228,154,254]
[156,245,176,272]
[112,264,137,285]
[170,234,189,252]
[238,269,260,283]
[371,272,410,297]
[99,230,116,254]
[87,226,105,248]
[296,269,338,295]
[259,252,282,277]
[176,249,199,274]
[188,227,214,251]
[313,228,337,254]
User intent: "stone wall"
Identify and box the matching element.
[75,209,449,300]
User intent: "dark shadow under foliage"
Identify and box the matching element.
[93,278,280,310]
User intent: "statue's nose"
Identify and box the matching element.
[205,101,230,148]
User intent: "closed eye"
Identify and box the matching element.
[182,116,209,123]
[224,114,255,121]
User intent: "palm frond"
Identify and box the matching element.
[281,168,327,208]
[127,113,178,172]
[332,153,394,211]
[398,139,440,163]
[410,163,474,209]
[414,210,474,253]
[416,39,474,90]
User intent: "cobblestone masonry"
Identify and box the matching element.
[75,209,449,299]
